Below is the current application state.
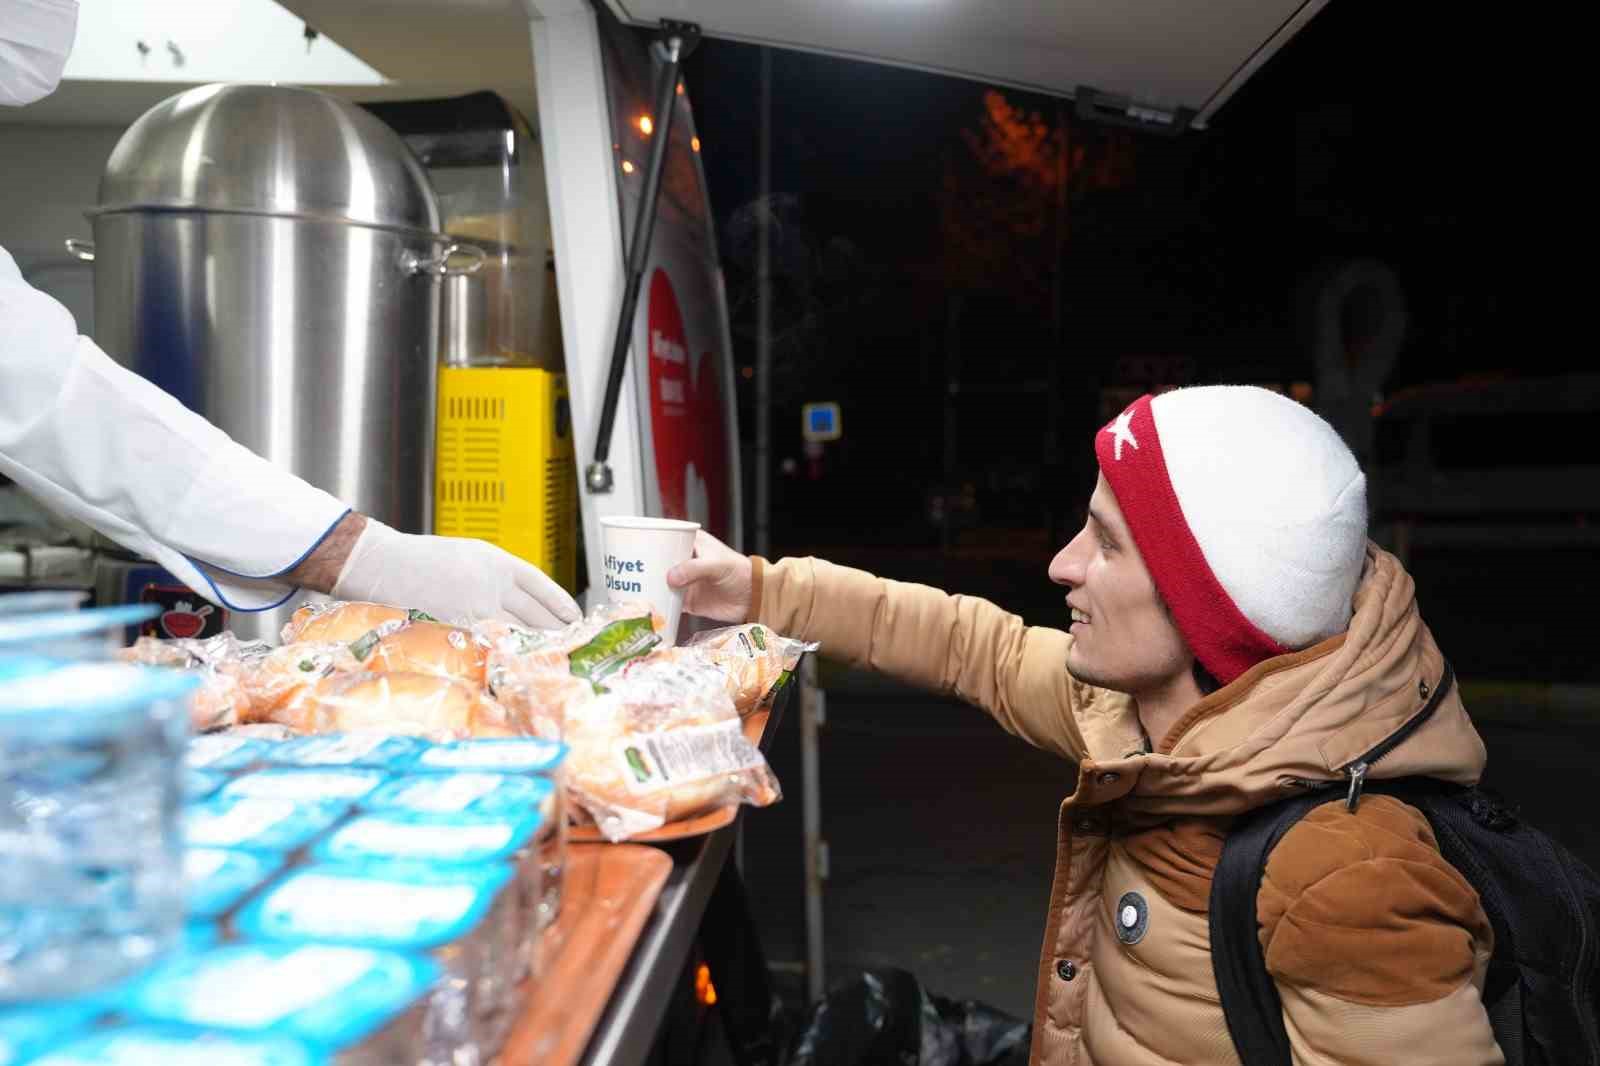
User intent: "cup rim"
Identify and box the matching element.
[597,516,701,533]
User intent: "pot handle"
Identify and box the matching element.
[401,241,485,277]
[64,238,96,262]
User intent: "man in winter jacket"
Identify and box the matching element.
[670,385,1501,1065]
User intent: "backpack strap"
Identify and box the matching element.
[1210,789,1340,1066]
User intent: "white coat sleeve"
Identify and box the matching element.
[0,245,349,611]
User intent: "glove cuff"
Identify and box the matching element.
[331,517,400,601]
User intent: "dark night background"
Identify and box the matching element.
[674,2,1590,678]
[654,1,1599,1041]
[682,1,1567,554]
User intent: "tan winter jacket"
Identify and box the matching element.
[751,544,1502,1065]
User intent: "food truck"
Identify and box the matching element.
[0,1,1332,1061]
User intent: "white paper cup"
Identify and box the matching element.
[597,516,700,645]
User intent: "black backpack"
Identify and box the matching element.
[1210,663,1600,1066]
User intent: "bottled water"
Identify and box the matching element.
[1,660,196,1000]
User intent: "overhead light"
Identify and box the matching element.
[637,115,654,136]
[621,160,636,174]
[691,136,701,153]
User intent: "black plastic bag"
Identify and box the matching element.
[785,968,1030,1066]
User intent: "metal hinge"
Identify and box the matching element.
[1074,86,1195,136]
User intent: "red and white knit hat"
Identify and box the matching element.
[1094,386,1368,685]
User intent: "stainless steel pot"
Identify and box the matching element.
[68,84,481,640]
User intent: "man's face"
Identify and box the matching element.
[1048,474,1192,695]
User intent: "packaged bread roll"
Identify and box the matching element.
[280,601,418,644]
[120,632,269,732]
[235,642,364,724]
[268,671,518,741]
[557,650,781,840]
[482,601,665,737]
[351,621,489,687]
[684,623,818,715]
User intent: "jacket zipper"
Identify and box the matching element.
[1340,660,1455,810]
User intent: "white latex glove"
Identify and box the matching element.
[331,519,580,629]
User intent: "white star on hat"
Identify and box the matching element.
[1107,409,1139,460]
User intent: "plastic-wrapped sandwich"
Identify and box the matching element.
[235,863,521,1066]
[547,650,782,840]
[683,623,817,715]
[281,602,492,688]
[350,621,490,687]
[233,642,364,724]
[120,632,270,731]
[482,601,665,737]
[267,672,517,740]
[280,602,420,644]
[116,942,438,1065]
[481,607,790,840]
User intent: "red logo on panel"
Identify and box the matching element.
[647,268,729,538]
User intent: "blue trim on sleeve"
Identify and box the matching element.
[182,508,352,614]
[190,565,299,614]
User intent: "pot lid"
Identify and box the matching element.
[97,83,439,232]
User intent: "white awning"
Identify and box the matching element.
[602,0,1331,129]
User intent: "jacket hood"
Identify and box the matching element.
[1070,545,1486,817]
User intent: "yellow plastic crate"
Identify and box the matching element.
[435,367,577,593]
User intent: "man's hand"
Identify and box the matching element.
[666,530,753,624]
[295,515,581,629]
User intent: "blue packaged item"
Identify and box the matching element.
[186,734,271,772]
[23,1024,327,1066]
[312,810,545,867]
[236,862,521,1059]
[220,769,388,804]
[313,809,549,983]
[0,999,105,1066]
[182,921,221,953]
[362,772,555,819]
[185,848,283,922]
[0,605,157,661]
[121,942,436,1058]
[0,591,88,617]
[185,769,226,801]
[265,734,426,771]
[184,797,349,853]
[0,921,220,1064]
[235,862,513,950]
[1,660,196,998]
[362,772,563,946]
[407,737,567,776]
